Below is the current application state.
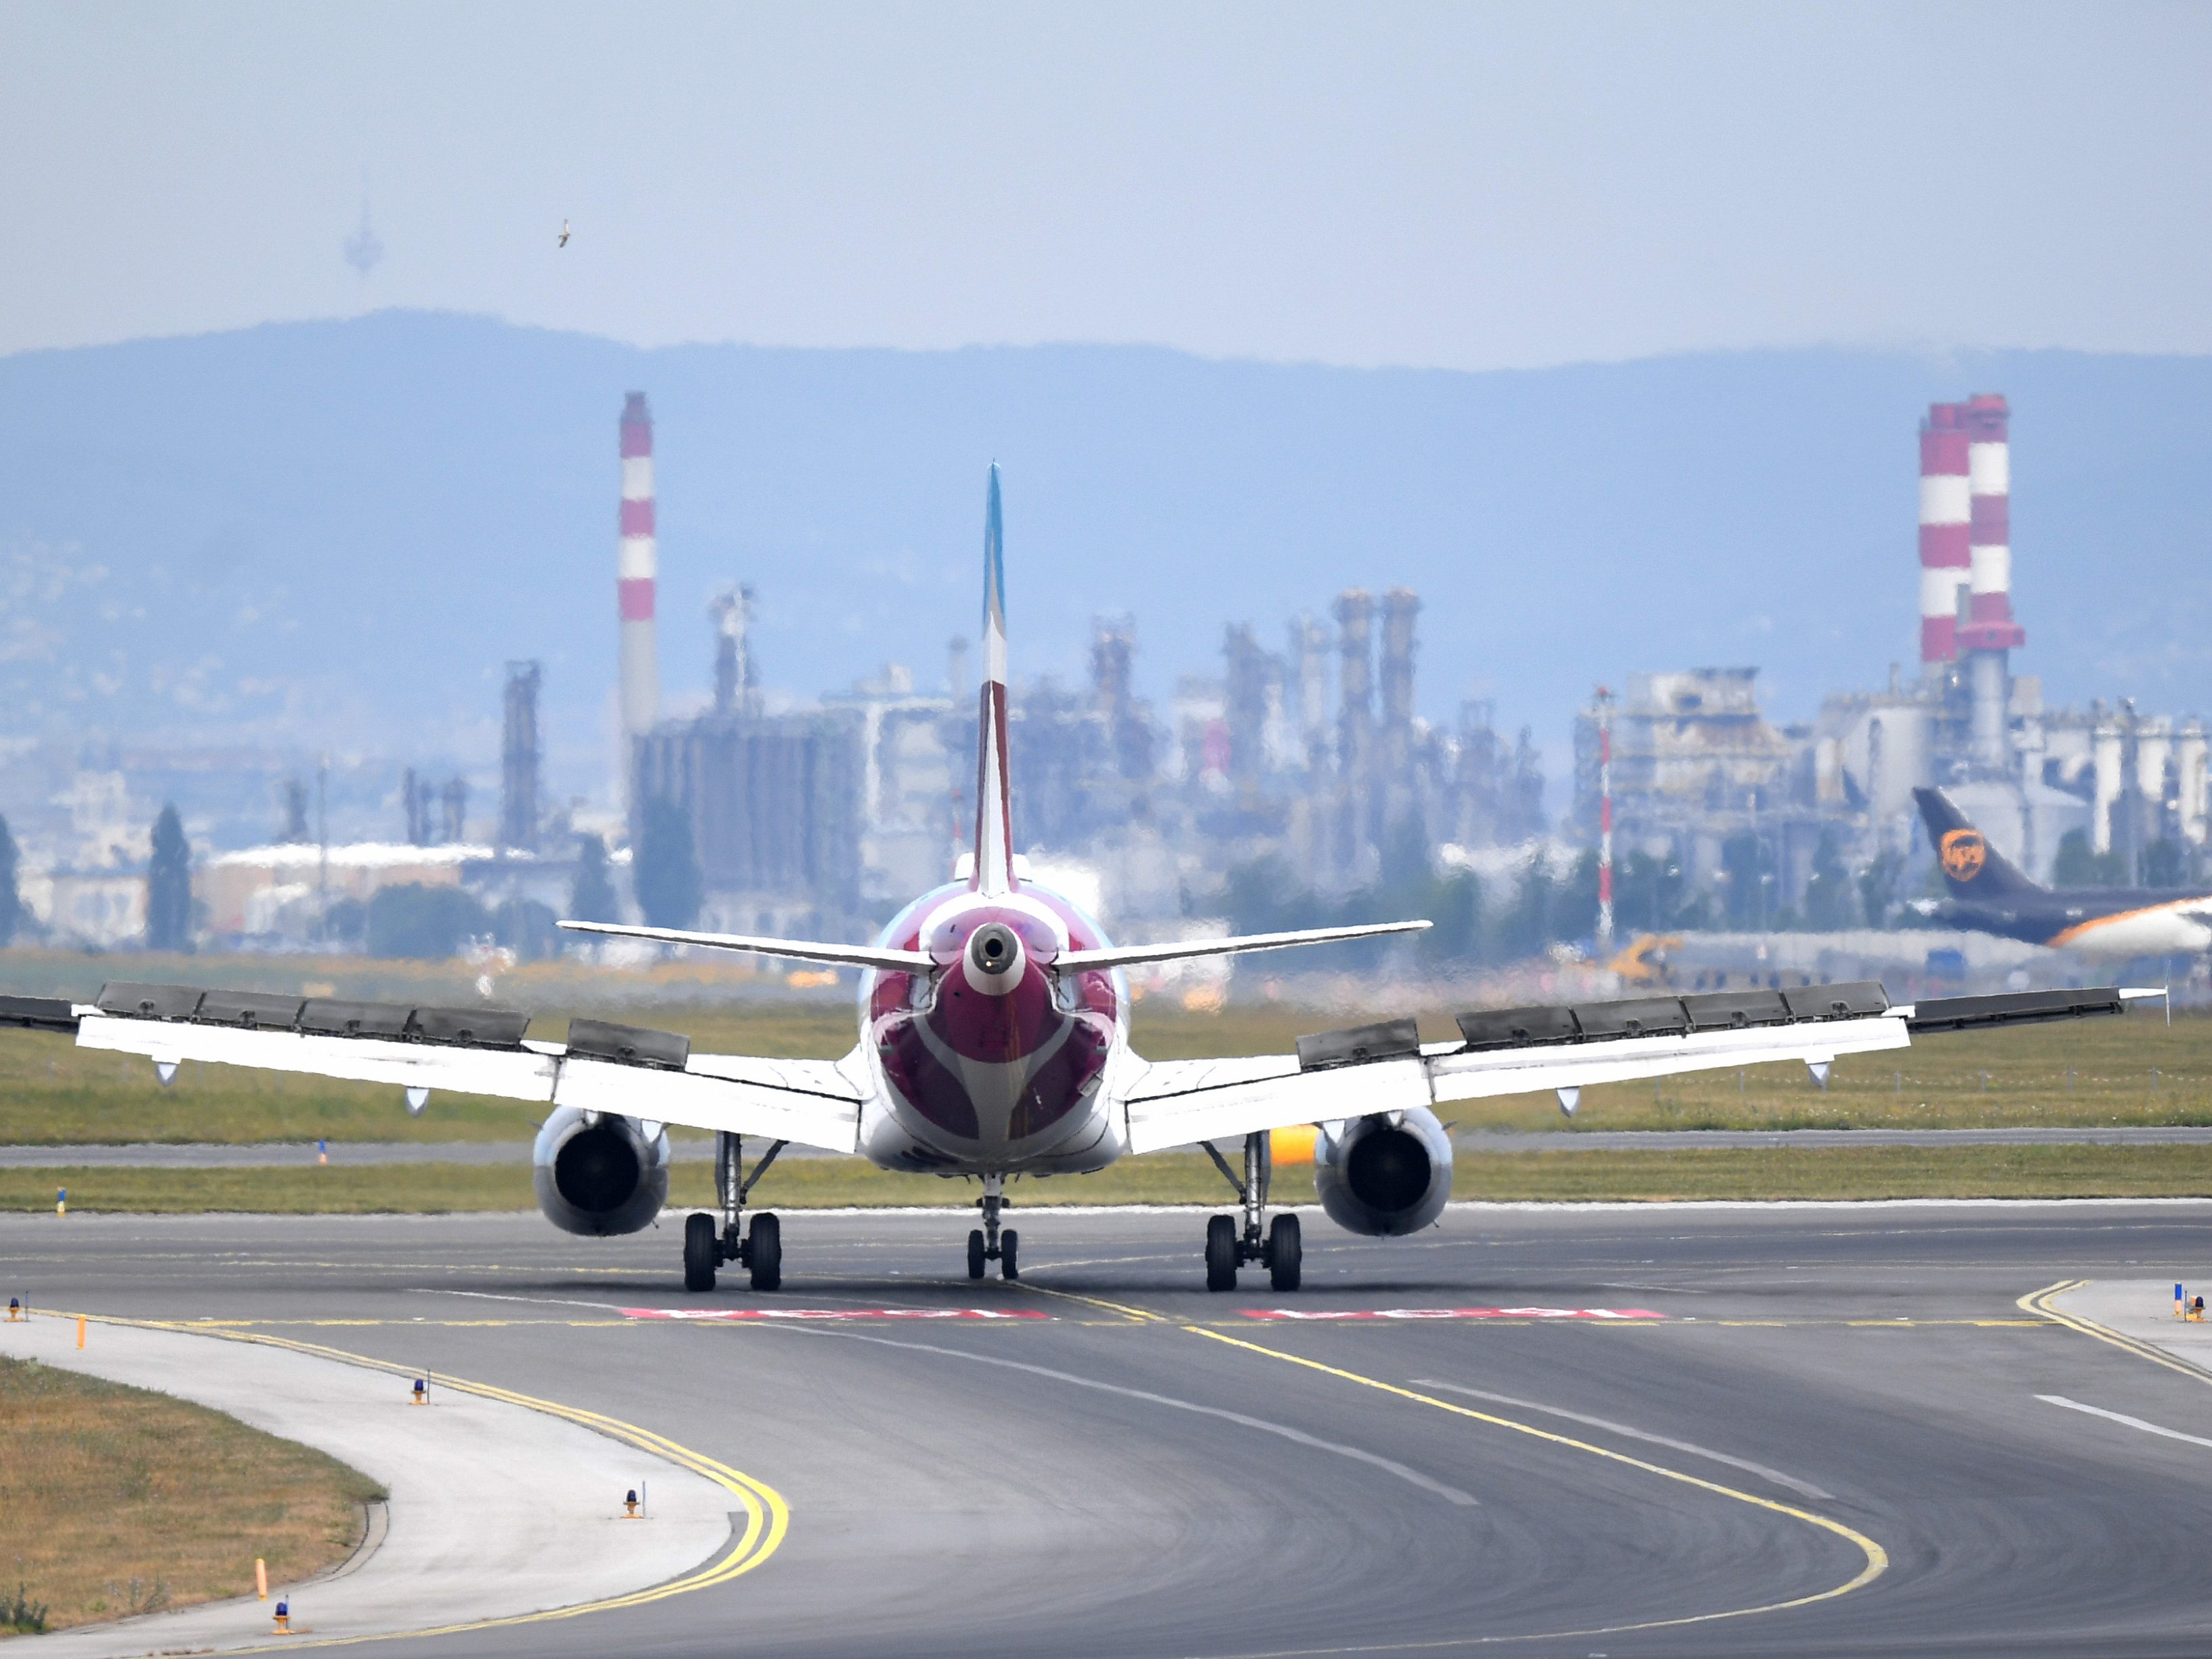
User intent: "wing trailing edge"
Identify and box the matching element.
[558,919,931,972]
[1059,920,1430,972]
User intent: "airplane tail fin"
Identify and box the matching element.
[971,465,1016,896]
[1913,786,2041,898]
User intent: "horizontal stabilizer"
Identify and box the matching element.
[1058,920,1430,973]
[558,919,930,973]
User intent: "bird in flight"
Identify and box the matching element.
[558,218,570,249]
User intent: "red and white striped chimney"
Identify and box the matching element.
[1917,401,1971,669]
[1957,393,2024,653]
[618,392,660,742]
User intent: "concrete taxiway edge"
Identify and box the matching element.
[1,1313,785,1656]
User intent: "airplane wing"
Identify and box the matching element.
[1120,983,2144,1154]
[47,984,865,1154]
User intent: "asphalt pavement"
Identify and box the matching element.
[7,1200,2212,1657]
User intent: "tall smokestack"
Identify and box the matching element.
[1958,394,2024,772]
[501,660,541,852]
[1379,588,1419,732]
[1959,395,2024,652]
[618,393,660,745]
[1918,402,1971,671]
[1333,589,1373,764]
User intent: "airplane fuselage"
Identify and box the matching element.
[1938,891,2212,957]
[856,880,1134,1179]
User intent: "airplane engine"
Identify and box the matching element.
[1314,1105,1453,1236]
[531,1106,671,1237]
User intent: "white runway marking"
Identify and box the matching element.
[1249,1305,1663,1321]
[791,1325,1480,1506]
[2037,1394,2212,1450]
[425,1288,629,1312]
[1413,1381,1834,1500]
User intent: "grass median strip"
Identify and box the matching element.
[1,997,2209,1147]
[4,1145,2212,1213]
[0,1353,382,1633]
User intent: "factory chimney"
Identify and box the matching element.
[1333,589,1375,877]
[1379,589,1419,733]
[1917,402,1971,672]
[1333,590,1373,770]
[1957,394,2025,772]
[501,660,541,852]
[1288,614,1330,772]
[710,585,755,717]
[617,394,661,749]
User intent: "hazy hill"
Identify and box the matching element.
[1,312,2207,797]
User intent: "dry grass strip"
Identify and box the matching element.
[0,1354,382,1633]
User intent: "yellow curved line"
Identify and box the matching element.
[1186,1326,1887,1650]
[62,1312,788,1648]
[2018,1279,2212,1387]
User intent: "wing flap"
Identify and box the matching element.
[76,1013,560,1101]
[1122,1011,1915,1150]
[72,1009,867,1155]
[556,1056,861,1153]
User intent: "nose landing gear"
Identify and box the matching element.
[684,1131,787,1293]
[1201,1131,1302,1293]
[967,1174,1019,1280]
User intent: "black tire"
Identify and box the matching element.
[967,1229,987,1280]
[747,1212,782,1292]
[1205,1214,1238,1293]
[1267,1213,1302,1293]
[1001,1228,1020,1281]
[683,1212,718,1293]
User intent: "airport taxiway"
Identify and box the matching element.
[8,1201,2212,1657]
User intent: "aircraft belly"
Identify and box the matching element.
[2053,907,2212,958]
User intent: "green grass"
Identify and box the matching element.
[7,1143,2212,1212]
[0,947,2203,1148]
[0,1154,1308,1214]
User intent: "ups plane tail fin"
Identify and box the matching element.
[1913,787,2043,898]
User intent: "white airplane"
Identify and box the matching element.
[3,469,2155,1292]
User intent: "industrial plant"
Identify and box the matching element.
[0,389,2203,987]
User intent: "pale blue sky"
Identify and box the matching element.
[2,2,2207,369]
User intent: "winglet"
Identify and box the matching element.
[972,464,1016,895]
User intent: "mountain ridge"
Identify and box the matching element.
[2,312,2206,798]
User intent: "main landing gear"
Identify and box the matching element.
[1200,1131,1301,1293]
[967,1174,1019,1281]
[684,1131,788,1293]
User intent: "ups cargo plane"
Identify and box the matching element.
[1915,788,2212,958]
[0,473,2159,1292]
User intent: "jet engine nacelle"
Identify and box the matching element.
[1314,1105,1453,1236]
[531,1105,671,1237]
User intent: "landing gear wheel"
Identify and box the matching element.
[1205,1214,1239,1293]
[747,1212,782,1292]
[1000,1229,1020,1281]
[1266,1214,1301,1293]
[683,1212,719,1293]
[967,1229,987,1280]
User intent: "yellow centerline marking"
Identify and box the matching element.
[1009,1278,1169,1322]
[55,1310,789,1648]
[1184,1326,1887,1650]
[2019,1279,2212,1386]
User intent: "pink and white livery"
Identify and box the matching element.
[37,468,2152,1293]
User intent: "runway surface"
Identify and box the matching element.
[7,1200,2212,1657]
